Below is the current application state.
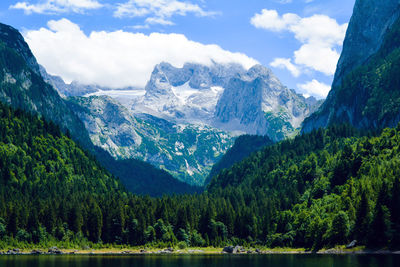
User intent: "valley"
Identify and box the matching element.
[0,0,400,258]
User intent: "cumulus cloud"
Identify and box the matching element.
[270,58,300,77]
[24,18,257,88]
[10,0,102,14]
[251,9,347,76]
[250,9,300,32]
[298,79,331,99]
[114,0,217,27]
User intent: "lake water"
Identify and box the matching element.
[0,254,399,267]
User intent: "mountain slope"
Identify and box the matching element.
[67,95,235,185]
[216,65,320,141]
[207,124,400,248]
[0,23,92,149]
[303,0,400,132]
[0,22,196,196]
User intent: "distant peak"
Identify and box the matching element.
[247,64,273,78]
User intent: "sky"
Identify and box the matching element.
[0,0,356,99]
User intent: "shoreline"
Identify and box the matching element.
[1,247,400,256]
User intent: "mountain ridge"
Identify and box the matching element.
[302,0,400,132]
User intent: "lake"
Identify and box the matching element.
[1,254,400,267]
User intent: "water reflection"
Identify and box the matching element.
[0,254,399,267]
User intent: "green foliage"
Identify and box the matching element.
[1,100,400,249]
[206,134,272,185]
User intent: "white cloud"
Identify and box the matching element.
[10,0,102,14]
[114,0,217,27]
[294,43,340,76]
[270,58,300,77]
[298,79,331,99]
[251,9,347,77]
[250,9,300,32]
[24,19,258,88]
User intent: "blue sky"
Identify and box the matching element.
[0,0,355,98]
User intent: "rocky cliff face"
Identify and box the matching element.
[216,65,320,141]
[303,0,400,132]
[68,95,235,185]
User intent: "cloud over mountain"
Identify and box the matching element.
[24,18,257,88]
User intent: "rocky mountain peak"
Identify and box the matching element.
[215,64,320,141]
[246,64,273,80]
[145,64,175,99]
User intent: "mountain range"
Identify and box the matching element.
[42,58,321,184]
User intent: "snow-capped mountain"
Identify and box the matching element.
[42,61,321,184]
[134,62,321,141]
[133,62,246,125]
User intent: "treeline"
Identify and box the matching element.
[0,102,400,249]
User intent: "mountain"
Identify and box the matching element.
[0,23,92,149]
[303,0,400,132]
[67,95,235,185]
[0,22,197,196]
[133,62,246,125]
[41,60,321,183]
[215,65,321,141]
[134,62,321,141]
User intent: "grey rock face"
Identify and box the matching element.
[39,65,100,97]
[333,0,400,89]
[136,62,245,124]
[41,58,321,181]
[302,0,400,132]
[138,62,319,141]
[215,65,319,141]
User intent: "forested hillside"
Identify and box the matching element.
[0,23,197,196]
[1,101,399,249]
[206,135,273,185]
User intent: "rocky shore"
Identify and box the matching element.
[1,246,400,256]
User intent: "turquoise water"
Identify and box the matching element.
[0,254,399,267]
